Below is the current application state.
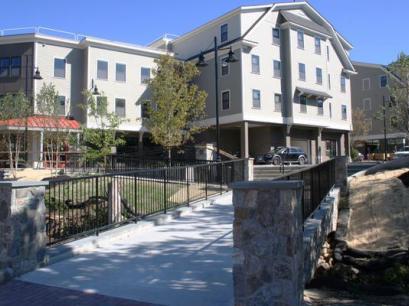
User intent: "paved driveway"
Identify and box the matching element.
[19,193,234,306]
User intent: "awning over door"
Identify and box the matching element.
[295,87,332,100]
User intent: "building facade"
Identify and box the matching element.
[0,1,354,167]
[351,61,407,156]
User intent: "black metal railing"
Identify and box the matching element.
[45,159,245,245]
[273,158,336,221]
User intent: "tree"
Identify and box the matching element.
[352,107,370,138]
[146,55,207,161]
[80,90,125,170]
[387,52,409,135]
[36,83,71,175]
[0,92,31,178]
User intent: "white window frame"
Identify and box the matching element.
[97,60,108,80]
[328,73,331,89]
[252,89,261,109]
[251,55,260,74]
[317,99,324,116]
[221,23,228,43]
[299,63,306,81]
[341,104,347,120]
[54,58,66,79]
[115,98,126,117]
[341,74,346,93]
[362,78,371,91]
[115,63,126,82]
[141,67,151,84]
[297,30,304,49]
[272,28,280,45]
[314,37,321,54]
[326,45,330,61]
[273,60,281,78]
[363,98,372,111]
[300,95,307,113]
[274,93,282,112]
[221,90,230,110]
[316,67,323,85]
[221,57,229,76]
[329,102,332,118]
[379,75,388,88]
[57,95,66,116]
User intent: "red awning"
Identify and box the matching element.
[0,115,81,130]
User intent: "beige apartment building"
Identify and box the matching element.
[0,1,354,167]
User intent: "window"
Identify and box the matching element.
[340,74,346,92]
[57,96,66,116]
[273,60,281,78]
[341,105,347,120]
[326,45,330,61]
[252,89,261,108]
[315,37,321,54]
[141,101,149,119]
[300,95,307,113]
[365,119,373,130]
[297,30,304,49]
[380,75,388,88]
[96,96,107,113]
[317,99,323,115]
[328,74,331,89]
[115,98,126,117]
[54,58,66,78]
[316,68,322,84]
[10,56,21,77]
[274,94,282,112]
[221,57,229,76]
[272,28,280,45]
[221,90,230,110]
[141,67,150,84]
[97,60,108,80]
[299,63,306,81]
[362,78,371,91]
[251,55,260,74]
[0,58,10,77]
[221,24,228,42]
[116,63,126,82]
[329,102,332,118]
[363,98,372,111]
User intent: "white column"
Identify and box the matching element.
[241,121,249,158]
[39,130,44,168]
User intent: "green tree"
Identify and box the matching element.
[352,107,370,138]
[80,90,125,170]
[387,52,409,135]
[36,83,71,175]
[0,92,31,178]
[146,55,207,161]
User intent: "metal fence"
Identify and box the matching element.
[273,158,336,221]
[45,159,245,245]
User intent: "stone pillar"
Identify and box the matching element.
[244,158,254,181]
[335,156,347,193]
[346,132,351,161]
[108,179,122,224]
[316,128,322,164]
[339,133,346,156]
[231,180,304,306]
[0,181,48,283]
[138,131,144,153]
[241,121,249,158]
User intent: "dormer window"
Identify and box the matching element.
[297,30,304,49]
[221,24,228,42]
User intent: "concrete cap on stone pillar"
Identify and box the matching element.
[0,181,49,188]
[230,180,303,190]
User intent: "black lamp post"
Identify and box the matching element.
[382,95,387,162]
[196,37,239,161]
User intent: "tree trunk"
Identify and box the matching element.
[7,132,16,179]
[167,148,171,167]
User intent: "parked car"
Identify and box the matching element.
[393,146,409,159]
[255,147,308,165]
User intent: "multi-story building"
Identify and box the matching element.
[351,61,407,155]
[0,1,354,167]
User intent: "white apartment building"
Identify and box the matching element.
[0,1,354,167]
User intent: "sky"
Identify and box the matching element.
[1,0,407,65]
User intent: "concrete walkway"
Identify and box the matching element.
[19,193,235,306]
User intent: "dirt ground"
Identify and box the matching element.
[11,168,55,181]
[346,168,409,250]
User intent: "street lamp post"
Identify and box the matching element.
[382,95,387,162]
[196,37,238,161]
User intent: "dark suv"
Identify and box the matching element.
[256,147,308,165]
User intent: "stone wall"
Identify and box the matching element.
[0,181,48,283]
[231,180,304,306]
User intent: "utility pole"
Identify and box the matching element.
[383,95,387,162]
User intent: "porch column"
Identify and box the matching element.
[316,128,322,164]
[138,131,144,153]
[339,133,346,156]
[240,121,249,158]
[283,124,292,147]
[39,130,44,169]
[346,132,351,160]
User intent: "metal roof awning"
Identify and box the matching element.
[0,115,81,131]
[295,87,332,100]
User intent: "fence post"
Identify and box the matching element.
[95,176,99,236]
[231,180,304,305]
[163,168,167,214]
[244,158,254,181]
[186,167,190,205]
[108,178,122,224]
[205,165,208,200]
[220,163,223,194]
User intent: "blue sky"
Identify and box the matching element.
[1,0,407,64]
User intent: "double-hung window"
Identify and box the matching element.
[115,98,126,117]
[221,57,229,76]
[221,24,228,42]
[221,90,230,110]
[362,78,371,91]
[0,58,10,77]
[316,68,322,85]
[328,74,331,89]
[58,96,66,116]
[341,74,346,92]
[315,37,321,54]
[116,63,126,82]
[341,105,347,120]
[272,28,280,45]
[273,60,281,78]
[363,98,372,111]
[97,60,108,80]
[317,99,323,115]
[297,30,304,49]
[299,63,306,81]
[251,55,260,74]
[274,94,282,112]
[54,58,66,78]
[141,67,150,84]
[252,89,261,108]
[380,75,388,87]
[10,57,21,77]
[300,95,307,113]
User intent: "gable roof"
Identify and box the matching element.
[352,61,404,84]
[280,11,330,36]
